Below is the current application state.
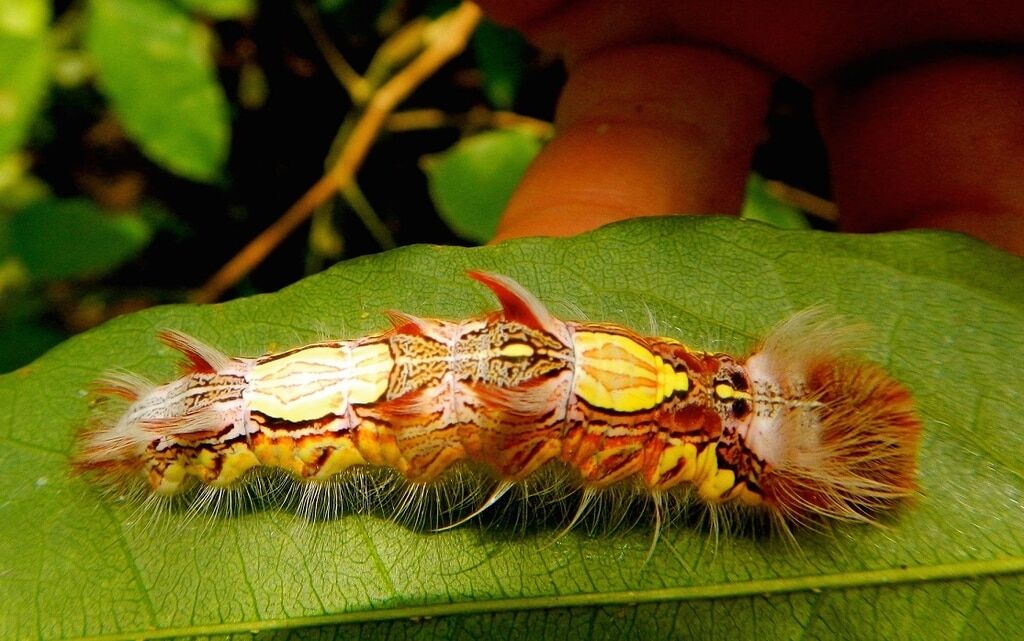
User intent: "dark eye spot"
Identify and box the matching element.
[732,399,750,418]
[730,371,749,391]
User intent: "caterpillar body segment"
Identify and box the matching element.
[74,272,922,529]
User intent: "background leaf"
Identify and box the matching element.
[86,0,230,182]
[0,0,51,157]
[741,172,811,229]
[175,0,255,20]
[7,197,152,281]
[472,19,527,110]
[1,217,1022,640]
[0,319,64,372]
[425,129,542,243]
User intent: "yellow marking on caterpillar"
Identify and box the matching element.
[347,343,394,403]
[214,444,260,487]
[573,331,690,412]
[499,342,535,358]
[253,438,308,476]
[310,437,366,480]
[692,444,737,503]
[735,485,763,507]
[356,422,408,474]
[699,468,737,503]
[692,444,717,487]
[148,457,186,496]
[250,343,392,422]
[714,383,751,401]
[655,439,699,483]
[187,447,221,484]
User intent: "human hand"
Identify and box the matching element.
[476,1,1024,254]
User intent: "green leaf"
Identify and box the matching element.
[316,0,349,13]
[86,0,230,182]
[2,217,1022,640]
[176,0,255,20]
[0,152,52,214]
[0,0,51,157]
[741,173,811,230]
[472,19,526,110]
[8,197,153,280]
[0,319,65,372]
[426,129,541,243]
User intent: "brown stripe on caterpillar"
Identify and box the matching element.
[72,271,922,540]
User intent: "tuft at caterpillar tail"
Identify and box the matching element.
[73,272,921,534]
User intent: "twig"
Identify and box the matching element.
[763,180,839,223]
[364,15,431,89]
[191,1,483,304]
[386,107,555,140]
[296,0,370,105]
[342,182,396,249]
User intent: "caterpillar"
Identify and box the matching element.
[73,271,921,536]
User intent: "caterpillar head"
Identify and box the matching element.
[739,311,922,527]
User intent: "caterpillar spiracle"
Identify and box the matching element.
[74,272,922,536]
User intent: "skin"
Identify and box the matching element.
[477,1,1024,255]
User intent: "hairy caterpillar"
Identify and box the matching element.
[74,272,921,536]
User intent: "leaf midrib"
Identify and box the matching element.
[62,557,1024,641]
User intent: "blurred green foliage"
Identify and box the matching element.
[0,1,51,158]
[87,0,231,182]
[425,128,541,243]
[472,19,525,110]
[8,197,152,280]
[742,173,810,230]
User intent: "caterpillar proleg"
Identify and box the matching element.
[74,272,921,535]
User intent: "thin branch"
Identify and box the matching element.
[342,182,396,249]
[489,111,556,140]
[385,108,451,131]
[764,180,840,223]
[191,1,483,304]
[386,107,555,140]
[296,0,370,105]
[364,15,431,89]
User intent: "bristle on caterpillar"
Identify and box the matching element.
[72,272,922,537]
